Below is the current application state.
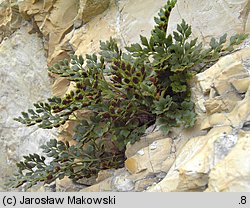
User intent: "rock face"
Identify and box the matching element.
[0,0,23,43]
[147,127,234,192]
[125,137,182,175]
[168,0,250,44]
[0,25,53,191]
[146,46,250,192]
[197,47,250,130]
[69,0,166,55]
[77,0,110,23]
[206,131,250,192]
[80,37,250,193]
[19,0,80,64]
[18,0,112,65]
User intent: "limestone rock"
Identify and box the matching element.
[147,126,235,192]
[125,138,174,174]
[195,47,250,131]
[52,77,70,97]
[0,1,12,28]
[69,6,117,56]
[118,0,166,46]
[18,0,111,63]
[56,177,85,192]
[200,114,231,131]
[27,182,55,192]
[70,0,167,56]
[230,77,250,94]
[80,168,133,192]
[168,0,250,44]
[125,130,165,158]
[0,25,53,191]
[196,47,250,95]
[96,169,116,183]
[146,44,250,192]
[134,177,159,192]
[0,0,23,42]
[112,171,134,192]
[81,177,113,192]
[201,85,250,130]
[80,166,167,192]
[75,176,97,187]
[77,0,110,23]
[204,97,229,114]
[206,131,250,192]
[227,85,250,128]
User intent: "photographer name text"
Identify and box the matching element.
[2,195,116,206]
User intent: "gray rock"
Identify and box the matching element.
[0,25,54,190]
[213,132,238,164]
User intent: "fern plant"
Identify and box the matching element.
[8,0,247,190]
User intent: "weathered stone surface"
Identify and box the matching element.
[0,1,12,28]
[230,77,250,94]
[206,131,250,192]
[52,77,70,97]
[118,0,166,46]
[195,46,250,132]
[18,0,111,64]
[204,92,242,115]
[0,0,23,42]
[2,0,250,193]
[77,0,110,23]
[19,0,79,63]
[227,86,250,128]
[196,47,250,95]
[219,92,242,112]
[70,0,166,56]
[200,114,231,131]
[125,138,174,174]
[56,177,85,192]
[112,171,135,192]
[147,126,235,192]
[144,44,249,192]
[80,177,113,192]
[201,85,250,130]
[125,130,165,158]
[80,167,166,192]
[168,0,250,44]
[0,25,53,191]
[68,1,117,56]
[204,97,228,114]
[134,177,159,192]
[96,169,116,183]
[80,168,133,192]
[27,182,55,192]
